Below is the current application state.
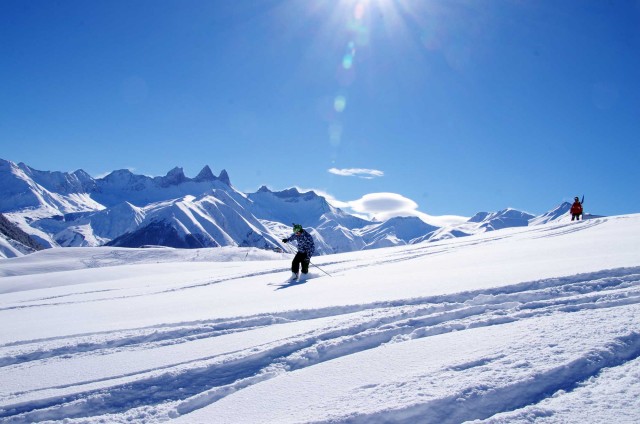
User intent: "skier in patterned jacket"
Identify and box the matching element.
[282,224,315,281]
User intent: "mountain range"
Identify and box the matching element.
[0,158,591,259]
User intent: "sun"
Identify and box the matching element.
[333,0,440,48]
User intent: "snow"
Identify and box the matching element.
[0,236,23,259]
[0,214,639,423]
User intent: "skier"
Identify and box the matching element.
[570,196,583,221]
[282,224,315,281]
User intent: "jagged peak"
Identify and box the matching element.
[161,167,187,186]
[257,185,272,193]
[218,169,231,186]
[165,166,185,177]
[194,165,215,182]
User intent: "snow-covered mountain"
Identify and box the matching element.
[356,216,440,249]
[0,213,44,258]
[107,192,282,250]
[0,159,282,254]
[418,208,534,243]
[0,158,598,258]
[0,159,102,218]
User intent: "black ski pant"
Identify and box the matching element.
[291,252,310,274]
[571,214,581,221]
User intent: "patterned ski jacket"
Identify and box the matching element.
[285,229,315,258]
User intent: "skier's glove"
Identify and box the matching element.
[282,238,288,243]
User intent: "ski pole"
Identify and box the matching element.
[284,244,332,277]
[309,261,332,277]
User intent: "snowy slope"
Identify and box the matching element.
[0,214,638,423]
[0,235,24,259]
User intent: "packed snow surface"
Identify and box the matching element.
[0,215,639,423]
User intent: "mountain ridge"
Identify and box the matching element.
[0,158,596,258]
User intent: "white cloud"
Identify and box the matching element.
[328,168,384,179]
[349,192,416,214]
[344,192,469,225]
[347,192,418,221]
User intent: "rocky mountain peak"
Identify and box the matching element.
[194,165,215,182]
[218,169,231,186]
[161,167,187,186]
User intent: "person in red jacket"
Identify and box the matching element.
[570,196,583,221]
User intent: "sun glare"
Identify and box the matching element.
[299,0,449,150]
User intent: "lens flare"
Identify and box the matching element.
[334,95,347,112]
[342,53,354,69]
[354,2,365,20]
[329,122,343,146]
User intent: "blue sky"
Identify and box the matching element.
[1,0,639,220]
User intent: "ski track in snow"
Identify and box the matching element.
[1,263,639,423]
[0,219,606,312]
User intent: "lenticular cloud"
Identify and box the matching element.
[348,192,419,219]
[327,168,384,179]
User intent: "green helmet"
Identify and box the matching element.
[293,224,303,233]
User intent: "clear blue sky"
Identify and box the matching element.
[1,0,639,219]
